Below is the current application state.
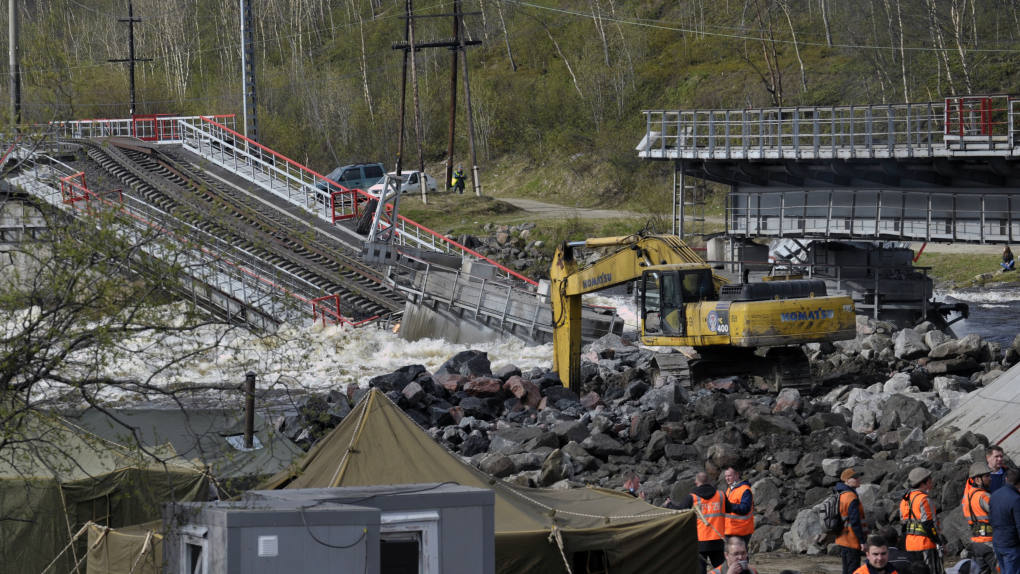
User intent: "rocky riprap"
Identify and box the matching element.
[451,222,549,274]
[275,317,1019,558]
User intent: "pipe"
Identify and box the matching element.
[243,371,256,449]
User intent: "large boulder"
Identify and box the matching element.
[695,394,736,421]
[645,430,671,461]
[924,330,951,349]
[806,412,848,432]
[774,388,804,413]
[784,508,825,553]
[894,329,930,360]
[851,409,878,433]
[539,449,573,486]
[641,383,689,409]
[436,350,492,378]
[746,414,801,441]
[464,377,502,398]
[707,443,744,468]
[928,334,983,360]
[581,433,626,459]
[878,394,935,430]
[553,420,590,446]
[883,373,913,394]
[751,478,781,503]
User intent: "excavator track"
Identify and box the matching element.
[651,346,814,393]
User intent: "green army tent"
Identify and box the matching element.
[86,521,163,574]
[0,413,208,574]
[66,408,303,495]
[260,389,698,574]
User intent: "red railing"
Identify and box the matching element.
[945,96,1011,137]
[60,174,363,327]
[331,188,360,223]
[194,116,539,286]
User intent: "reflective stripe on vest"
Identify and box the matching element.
[692,492,726,542]
[962,482,993,542]
[725,483,755,536]
[900,491,937,551]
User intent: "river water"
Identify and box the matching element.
[938,284,1020,345]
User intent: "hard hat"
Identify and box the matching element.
[908,467,932,487]
[458,165,463,169]
[969,462,992,479]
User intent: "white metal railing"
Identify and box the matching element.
[7,149,363,327]
[175,116,539,286]
[640,95,1020,160]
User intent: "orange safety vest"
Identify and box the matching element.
[725,483,755,537]
[853,564,898,574]
[709,564,759,574]
[899,490,939,551]
[835,490,869,549]
[962,480,993,544]
[692,491,726,542]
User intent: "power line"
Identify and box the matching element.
[64,0,176,20]
[503,0,1020,53]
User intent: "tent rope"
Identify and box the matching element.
[692,502,727,539]
[66,524,110,574]
[507,487,684,522]
[126,530,156,574]
[548,526,574,574]
[37,521,97,574]
[330,390,373,487]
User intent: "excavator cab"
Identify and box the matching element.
[641,268,716,338]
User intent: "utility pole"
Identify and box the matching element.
[239,0,259,142]
[8,0,20,125]
[395,8,409,180]
[109,1,151,116]
[393,8,482,197]
[407,0,426,204]
[456,0,481,196]
[445,11,459,191]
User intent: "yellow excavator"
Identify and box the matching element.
[551,233,857,394]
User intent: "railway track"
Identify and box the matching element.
[67,138,404,322]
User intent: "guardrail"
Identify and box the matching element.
[640,95,1020,161]
[15,149,365,328]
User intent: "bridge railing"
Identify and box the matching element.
[14,149,362,328]
[641,96,1020,160]
[177,116,539,286]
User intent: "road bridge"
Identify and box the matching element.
[638,95,1020,244]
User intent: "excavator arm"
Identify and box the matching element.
[550,233,726,392]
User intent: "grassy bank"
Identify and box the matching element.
[915,252,1020,288]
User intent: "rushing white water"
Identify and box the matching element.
[935,285,1020,344]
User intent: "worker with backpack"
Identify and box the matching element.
[826,468,870,574]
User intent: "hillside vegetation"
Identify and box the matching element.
[7,0,1020,211]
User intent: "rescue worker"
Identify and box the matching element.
[623,472,646,500]
[855,536,900,574]
[837,468,870,574]
[667,472,732,574]
[724,466,754,548]
[879,526,925,574]
[900,468,944,574]
[962,462,996,574]
[452,166,466,194]
[708,537,759,574]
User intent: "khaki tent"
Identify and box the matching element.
[86,521,163,574]
[260,389,698,574]
[66,408,304,495]
[0,413,209,574]
[928,362,1020,461]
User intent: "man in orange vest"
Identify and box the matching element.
[837,468,870,574]
[724,466,754,547]
[900,467,943,574]
[963,462,996,574]
[854,536,901,574]
[708,537,760,574]
[668,471,732,574]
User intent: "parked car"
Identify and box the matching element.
[367,171,438,196]
[314,163,386,193]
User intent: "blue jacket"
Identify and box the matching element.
[990,483,1020,549]
[991,470,1005,494]
[727,480,753,516]
[835,482,867,545]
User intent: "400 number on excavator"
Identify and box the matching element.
[550,233,857,393]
